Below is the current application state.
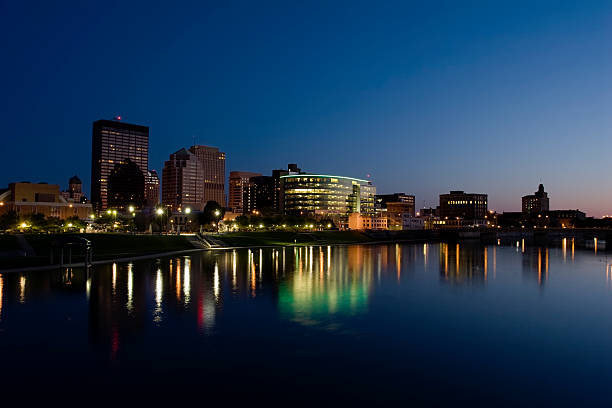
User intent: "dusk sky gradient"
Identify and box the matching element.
[2,1,612,215]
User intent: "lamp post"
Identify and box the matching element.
[156,207,165,234]
[214,209,221,232]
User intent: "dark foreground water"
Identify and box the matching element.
[1,242,612,405]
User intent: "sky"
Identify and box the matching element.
[1,0,612,215]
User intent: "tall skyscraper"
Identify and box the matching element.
[161,148,204,212]
[188,145,226,207]
[91,119,149,211]
[229,171,261,213]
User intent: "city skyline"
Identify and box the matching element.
[2,2,612,215]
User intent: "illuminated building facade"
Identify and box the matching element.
[0,182,92,219]
[188,145,226,207]
[522,184,549,213]
[229,171,261,213]
[91,119,149,212]
[272,163,301,212]
[348,213,388,230]
[281,174,376,219]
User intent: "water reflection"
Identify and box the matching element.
[0,242,610,363]
[522,247,549,286]
[439,243,489,285]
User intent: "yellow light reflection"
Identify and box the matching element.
[19,275,26,304]
[112,263,117,293]
[484,247,488,281]
[562,238,567,262]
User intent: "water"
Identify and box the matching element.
[1,242,612,405]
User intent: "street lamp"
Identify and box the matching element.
[156,207,165,234]
[213,209,221,232]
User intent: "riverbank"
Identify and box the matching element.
[0,233,196,270]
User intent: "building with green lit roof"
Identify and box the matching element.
[280,174,376,219]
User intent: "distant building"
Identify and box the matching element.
[188,145,226,207]
[438,190,488,226]
[522,184,549,213]
[419,207,439,217]
[376,193,415,217]
[0,182,92,219]
[229,171,261,213]
[498,209,586,229]
[282,174,375,220]
[144,170,160,207]
[161,148,205,212]
[91,119,149,211]
[348,213,388,230]
[61,175,87,203]
[243,176,275,214]
[402,215,425,230]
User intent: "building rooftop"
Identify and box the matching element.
[280,174,371,183]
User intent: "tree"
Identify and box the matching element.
[199,201,225,225]
[0,211,18,231]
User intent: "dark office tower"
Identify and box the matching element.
[439,191,488,220]
[162,148,204,212]
[145,170,160,208]
[91,119,149,211]
[107,159,145,210]
[243,176,275,214]
[522,184,549,213]
[229,171,261,213]
[272,163,302,211]
[188,145,226,207]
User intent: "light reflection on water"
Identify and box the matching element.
[2,243,612,403]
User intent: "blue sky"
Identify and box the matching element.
[1,1,612,215]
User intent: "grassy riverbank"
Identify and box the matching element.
[0,233,194,270]
[210,231,372,247]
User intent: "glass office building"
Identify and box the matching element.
[281,174,376,219]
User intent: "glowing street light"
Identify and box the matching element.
[214,209,221,217]
[185,207,191,214]
[156,208,164,216]
[128,205,135,213]
[20,222,28,229]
